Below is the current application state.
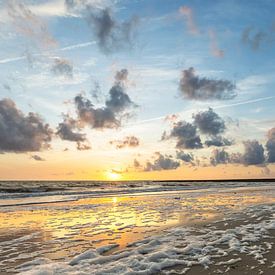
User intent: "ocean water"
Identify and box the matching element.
[0,181,274,274]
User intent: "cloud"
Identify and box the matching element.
[74,94,119,129]
[176,151,193,162]
[114,68,128,83]
[57,116,86,142]
[144,152,180,171]
[164,121,202,149]
[74,69,135,129]
[242,140,265,165]
[208,29,224,58]
[163,109,232,150]
[65,2,138,53]
[209,140,265,166]
[133,159,141,168]
[179,67,237,100]
[205,136,233,147]
[266,128,275,163]
[110,136,139,149]
[210,149,229,166]
[51,58,73,78]
[31,154,45,161]
[242,27,267,51]
[7,0,57,49]
[76,141,91,151]
[0,98,52,152]
[193,108,226,136]
[105,84,134,113]
[179,6,199,35]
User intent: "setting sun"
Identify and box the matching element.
[106,171,121,181]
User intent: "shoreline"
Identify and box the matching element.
[17,203,275,274]
[0,184,275,274]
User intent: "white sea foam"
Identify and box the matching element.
[18,204,275,275]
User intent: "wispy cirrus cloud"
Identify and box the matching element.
[208,29,224,58]
[7,0,57,49]
[179,6,199,35]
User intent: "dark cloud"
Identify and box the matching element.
[242,140,265,165]
[52,58,73,78]
[193,108,226,136]
[106,84,134,113]
[57,116,86,142]
[205,136,233,147]
[144,152,180,171]
[179,67,236,100]
[0,98,52,152]
[176,151,193,162]
[74,94,120,129]
[164,121,202,149]
[31,155,45,161]
[65,2,138,53]
[266,128,275,163]
[110,136,140,149]
[210,149,229,166]
[74,69,135,129]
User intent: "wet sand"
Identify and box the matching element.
[163,210,275,275]
[0,185,275,274]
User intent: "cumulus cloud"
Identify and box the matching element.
[179,67,237,100]
[74,94,119,129]
[144,152,180,171]
[210,149,229,166]
[176,151,194,162]
[266,128,275,163]
[76,141,91,151]
[105,84,134,113]
[57,116,86,142]
[110,136,139,149]
[0,98,52,153]
[193,108,226,136]
[65,1,138,53]
[205,136,233,147]
[7,0,57,49]
[242,140,265,165]
[179,6,199,35]
[164,121,202,149]
[31,155,45,161]
[163,109,233,150]
[209,29,224,58]
[209,140,265,166]
[51,58,73,78]
[74,69,135,129]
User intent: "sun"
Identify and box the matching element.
[106,171,121,181]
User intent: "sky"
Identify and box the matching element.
[0,0,275,181]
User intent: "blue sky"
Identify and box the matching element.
[0,0,275,180]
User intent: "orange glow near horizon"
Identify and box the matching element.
[105,170,122,181]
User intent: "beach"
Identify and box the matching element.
[0,181,274,274]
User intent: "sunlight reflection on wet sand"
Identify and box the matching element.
[0,187,275,273]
